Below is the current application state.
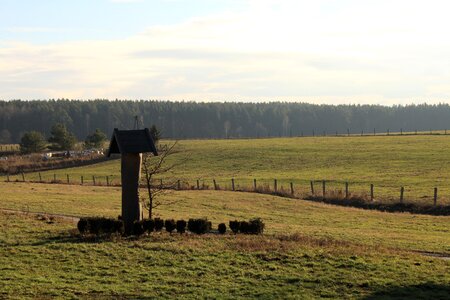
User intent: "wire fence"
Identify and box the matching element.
[4,173,450,208]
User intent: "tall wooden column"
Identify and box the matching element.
[121,153,143,233]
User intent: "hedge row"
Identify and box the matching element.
[77,217,265,236]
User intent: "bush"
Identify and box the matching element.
[229,220,240,234]
[176,220,187,234]
[218,223,227,234]
[248,218,265,234]
[188,218,211,234]
[165,219,176,233]
[154,218,164,231]
[77,217,124,235]
[142,219,155,233]
[77,218,89,234]
[239,221,250,234]
[132,221,145,236]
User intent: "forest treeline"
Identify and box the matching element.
[1,100,450,143]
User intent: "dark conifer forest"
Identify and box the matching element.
[1,99,450,143]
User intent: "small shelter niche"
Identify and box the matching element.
[107,128,158,232]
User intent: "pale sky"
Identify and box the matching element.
[1,0,450,104]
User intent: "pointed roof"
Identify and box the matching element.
[107,128,158,157]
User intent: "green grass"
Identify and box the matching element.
[5,135,450,205]
[1,182,449,298]
[1,182,449,254]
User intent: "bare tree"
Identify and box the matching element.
[141,141,186,219]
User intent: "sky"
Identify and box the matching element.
[1,0,450,104]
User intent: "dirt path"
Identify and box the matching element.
[0,208,80,223]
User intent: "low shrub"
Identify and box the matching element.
[132,221,145,236]
[176,220,187,234]
[165,219,176,233]
[142,219,155,233]
[239,221,250,234]
[154,218,164,231]
[229,220,240,234]
[77,218,89,234]
[248,218,265,234]
[77,217,124,235]
[218,223,227,234]
[188,218,212,234]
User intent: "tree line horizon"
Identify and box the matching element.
[2,99,450,143]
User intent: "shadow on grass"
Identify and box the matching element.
[364,283,450,300]
[29,231,129,246]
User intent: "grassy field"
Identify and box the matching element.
[0,182,449,298]
[5,135,450,205]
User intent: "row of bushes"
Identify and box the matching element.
[77,217,265,236]
[77,217,124,235]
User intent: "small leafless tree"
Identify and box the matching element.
[141,141,186,219]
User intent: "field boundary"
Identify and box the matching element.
[3,178,450,216]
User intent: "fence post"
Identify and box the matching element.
[196,179,200,190]
[434,188,437,206]
[322,180,326,199]
[361,130,363,136]
[370,184,374,201]
[290,182,294,196]
[274,179,277,192]
[54,174,56,182]
[213,179,217,190]
[387,129,390,136]
[160,179,163,188]
[92,175,96,186]
[81,176,84,185]
[253,179,257,191]
[345,182,349,199]
[347,128,350,136]
[106,176,109,186]
[400,187,404,204]
[231,178,235,191]
[373,128,376,136]
[310,181,314,195]
[39,172,42,182]
[21,172,25,182]
[6,173,10,182]
[66,174,70,184]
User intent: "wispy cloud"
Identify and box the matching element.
[1,0,450,104]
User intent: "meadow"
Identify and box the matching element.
[5,135,450,205]
[0,182,449,298]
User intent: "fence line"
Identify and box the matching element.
[3,173,449,207]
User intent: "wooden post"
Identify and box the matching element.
[335,131,338,137]
[81,176,84,185]
[322,180,326,199]
[253,179,257,191]
[347,128,350,136]
[434,188,437,206]
[21,172,25,182]
[231,178,235,191]
[345,182,349,199]
[196,179,200,190]
[160,179,163,188]
[370,184,374,201]
[400,128,403,135]
[290,182,294,196]
[373,128,376,136]
[387,129,390,136]
[310,181,314,195]
[53,174,56,182]
[213,179,217,190]
[400,187,404,204]
[6,173,10,182]
[66,174,70,184]
[274,179,277,192]
[38,172,42,182]
[92,175,96,186]
[121,153,143,233]
[106,176,109,186]
[361,130,363,136]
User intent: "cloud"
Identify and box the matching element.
[1,0,450,104]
